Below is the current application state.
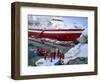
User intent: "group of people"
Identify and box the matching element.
[35,47,65,64]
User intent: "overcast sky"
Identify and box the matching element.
[28,15,88,29]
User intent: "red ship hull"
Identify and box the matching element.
[28,29,84,41]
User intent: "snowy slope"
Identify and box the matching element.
[64,28,88,64]
[64,43,88,64]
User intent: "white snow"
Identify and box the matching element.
[78,44,88,57]
[35,57,59,66]
[64,43,88,64]
[64,28,88,64]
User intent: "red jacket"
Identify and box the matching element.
[39,47,45,54]
[60,53,64,59]
[49,51,56,58]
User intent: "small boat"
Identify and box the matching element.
[28,29,84,41]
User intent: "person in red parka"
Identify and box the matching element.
[60,53,64,59]
[39,47,47,60]
[53,51,56,60]
[39,47,45,55]
[49,50,56,62]
[60,52,64,64]
[43,51,47,60]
